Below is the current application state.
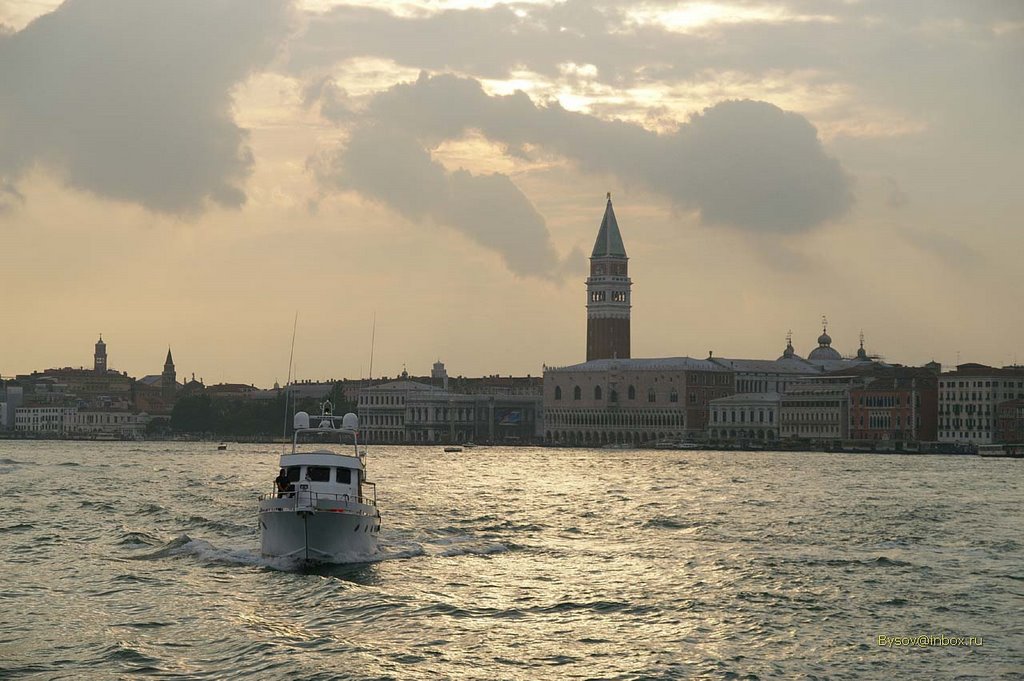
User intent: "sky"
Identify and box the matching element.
[1,0,1022,387]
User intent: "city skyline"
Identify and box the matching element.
[2,1,1021,386]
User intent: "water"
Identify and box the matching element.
[0,442,1021,680]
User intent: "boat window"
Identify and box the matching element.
[285,467,301,483]
[335,467,352,484]
[307,466,331,482]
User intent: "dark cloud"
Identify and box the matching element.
[320,73,851,233]
[0,0,292,215]
[312,124,579,281]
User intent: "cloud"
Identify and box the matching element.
[0,0,292,215]
[312,124,576,281]
[323,72,851,233]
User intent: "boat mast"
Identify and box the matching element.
[282,311,298,449]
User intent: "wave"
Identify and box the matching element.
[643,516,706,530]
[117,530,163,547]
[436,543,509,558]
[0,458,32,465]
[130,534,428,573]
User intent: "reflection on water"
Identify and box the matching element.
[0,442,1021,680]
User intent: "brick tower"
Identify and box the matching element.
[586,194,631,361]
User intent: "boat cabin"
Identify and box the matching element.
[273,408,375,505]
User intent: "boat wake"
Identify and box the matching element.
[129,532,507,572]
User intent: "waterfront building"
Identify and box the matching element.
[708,392,781,443]
[938,363,1024,445]
[849,370,938,443]
[358,372,542,444]
[543,358,733,446]
[779,376,867,442]
[995,399,1024,443]
[67,410,148,438]
[15,406,76,434]
[586,194,631,361]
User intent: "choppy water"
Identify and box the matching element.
[0,442,1021,680]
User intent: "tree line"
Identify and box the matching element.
[149,387,356,438]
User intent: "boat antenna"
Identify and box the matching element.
[282,311,298,448]
[368,311,376,383]
[360,312,376,453]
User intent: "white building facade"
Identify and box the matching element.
[779,378,865,442]
[709,393,781,443]
[938,363,1024,445]
[15,406,77,434]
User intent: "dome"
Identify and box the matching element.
[808,325,841,361]
[808,345,842,361]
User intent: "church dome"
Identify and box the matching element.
[777,332,801,360]
[808,325,841,361]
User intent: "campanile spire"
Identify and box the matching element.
[586,194,631,361]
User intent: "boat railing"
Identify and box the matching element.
[259,486,377,507]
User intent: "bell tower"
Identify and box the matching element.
[94,334,107,373]
[162,348,176,400]
[586,194,631,361]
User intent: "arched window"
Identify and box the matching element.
[555,386,562,400]
[610,389,618,402]
[648,389,656,403]
[628,385,636,400]
[669,389,679,403]
[573,386,581,400]
[595,386,603,400]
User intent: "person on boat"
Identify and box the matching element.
[275,468,289,498]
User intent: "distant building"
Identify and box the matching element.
[708,392,781,443]
[0,385,24,429]
[543,357,733,446]
[938,364,1024,444]
[849,370,938,442]
[67,410,148,438]
[15,406,76,434]
[995,399,1024,444]
[357,374,542,444]
[780,376,866,442]
[206,383,258,399]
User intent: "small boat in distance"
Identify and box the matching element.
[217,442,227,451]
[258,402,380,563]
[444,446,463,453]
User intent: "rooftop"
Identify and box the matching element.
[547,357,728,373]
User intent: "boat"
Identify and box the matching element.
[977,444,1024,458]
[258,403,380,563]
[443,446,463,453]
[217,442,227,451]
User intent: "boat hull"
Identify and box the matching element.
[259,506,379,563]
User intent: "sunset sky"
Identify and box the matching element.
[1,0,1021,386]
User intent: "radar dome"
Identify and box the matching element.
[293,411,310,430]
[342,413,359,430]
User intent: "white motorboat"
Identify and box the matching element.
[258,403,380,563]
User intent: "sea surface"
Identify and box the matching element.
[0,442,1021,680]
